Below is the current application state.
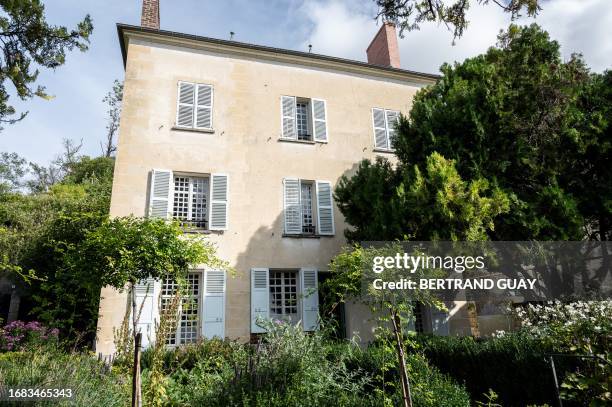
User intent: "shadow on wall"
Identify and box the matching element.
[229,162,363,341]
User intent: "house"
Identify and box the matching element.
[95,0,505,356]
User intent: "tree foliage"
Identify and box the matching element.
[375,0,541,39]
[0,0,93,129]
[335,24,611,242]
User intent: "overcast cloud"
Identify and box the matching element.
[0,0,610,164]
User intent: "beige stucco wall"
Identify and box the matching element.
[95,34,433,355]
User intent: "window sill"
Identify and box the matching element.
[182,228,212,234]
[282,233,334,238]
[278,138,316,145]
[373,148,395,154]
[172,126,215,134]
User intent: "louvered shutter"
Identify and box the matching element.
[372,108,388,149]
[385,110,399,149]
[133,278,160,348]
[281,96,297,140]
[300,268,319,331]
[283,178,301,234]
[311,99,328,142]
[202,270,225,338]
[251,268,269,333]
[177,82,195,127]
[316,180,335,235]
[430,307,449,336]
[149,169,173,219]
[209,173,228,230]
[195,84,213,129]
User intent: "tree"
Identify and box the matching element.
[0,152,27,191]
[336,24,610,242]
[0,0,93,129]
[101,80,123,157]
[375,0,541,39]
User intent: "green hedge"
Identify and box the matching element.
[414,333,578,406]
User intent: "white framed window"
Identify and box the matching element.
[372,108,400,150]
[148,169,229,231]
[176,81,213,130]
[160,272,201,346]
[280,96,327,142]
[173,175,209,229]
[269,270,299,322]
[251,268,319,333]
[283,179,335,236]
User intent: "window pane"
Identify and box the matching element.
[173,176,209,229]
[269,270,299,322]
[300,182,315,234]
[161,272,201,345]
[296,102,311,141]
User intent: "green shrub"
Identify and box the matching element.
[140,322,470,406]
[0,346,130,406]
[414,332,578,406]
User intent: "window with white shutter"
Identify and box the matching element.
[132,277,160,349]
[251,268,270,333]
[300,268,319,331]
[176,81,214,130]
[149,169,173,219]
[372,108,400,150]
[209,173,229,230]
[316,181,335,235]
[283,178,335,236]
[202,270,226,339]
[281,96,328,142]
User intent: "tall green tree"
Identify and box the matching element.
[0,0,93,129]
[375,0,541,39]
[336,24,610,242]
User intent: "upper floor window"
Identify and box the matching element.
[173,175,209,229]
[372,108,399,151]
[281,96,327,142]
[176,81,213,130]
[148,169,229,231]
[283,178,334,236]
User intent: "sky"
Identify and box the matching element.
[1,0,610,165]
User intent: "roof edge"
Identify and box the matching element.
[116,24,440,83]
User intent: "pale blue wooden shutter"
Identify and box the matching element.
[149,169,173,218]
[372,108,388,149]
[385,110,399,149]
[209,173,228,230]
[202,270,225,338]
[281,96,297,139]
[195,84,213,129]
[177,82,195,127]
[283,178,302,234]
[251,268,269,333]
[311,99,328,142]
[300,268,319,331]
[133,278,160,348]
[316,180,334,235]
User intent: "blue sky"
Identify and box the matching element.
[1,0,610,165]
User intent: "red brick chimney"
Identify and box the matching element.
[366,22,401,68]
[141,0,160,29]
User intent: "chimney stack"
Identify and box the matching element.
[366,22,401,68]
[141,0,160,29]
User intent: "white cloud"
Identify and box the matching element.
[299,0,612,74]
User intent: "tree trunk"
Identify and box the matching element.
[130,283,142,407]
[390,308,412,407]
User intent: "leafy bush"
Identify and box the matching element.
[0,346,130,406]
[0,320,59,351]
[414,332,577,406]
[139,321,469,406]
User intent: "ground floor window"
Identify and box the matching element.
[269,270,299,322]
[160,272,201,345]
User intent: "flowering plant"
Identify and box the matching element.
[512,301,611,405]
[0,320,59,352]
